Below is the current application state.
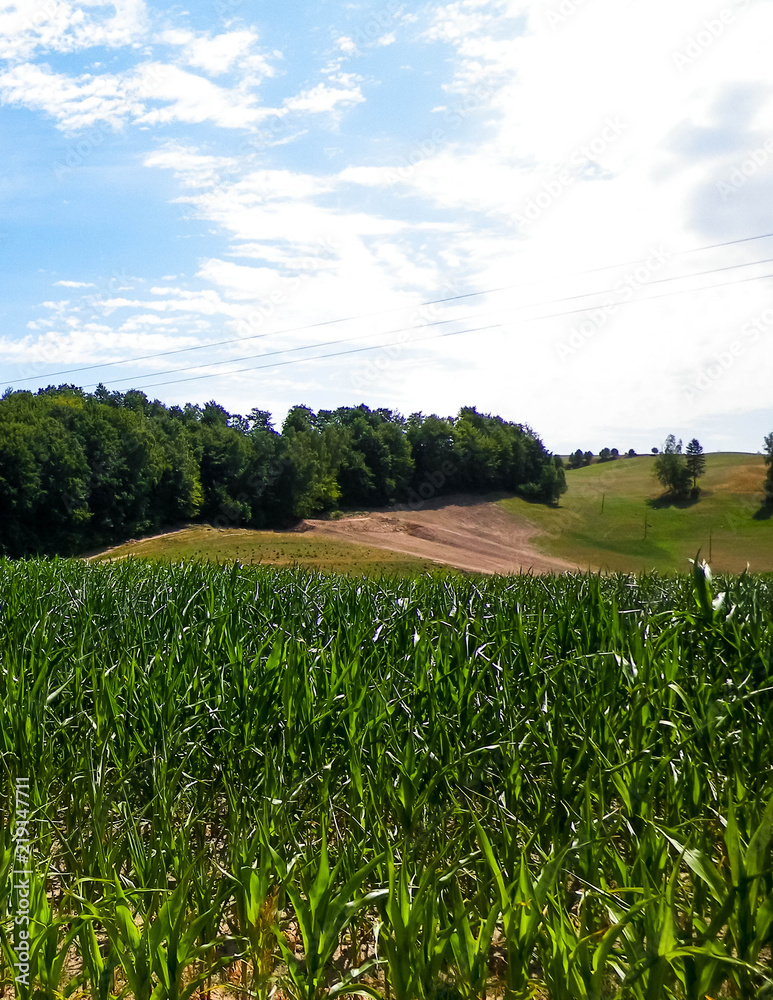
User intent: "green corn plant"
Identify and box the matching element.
[0,873,84,1000]
[83,876,234,1000]
[472,816,570,1000]
[654,793,773,999]
[80,884,157,1000]
[227,835,278,1000]
[375,849,455,1000]
[447,882,499,1000]
[270,830,385,1000]
[77,917,119,1000]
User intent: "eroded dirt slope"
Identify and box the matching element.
[297,495,577,575]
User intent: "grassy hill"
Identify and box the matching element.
[88,524,442,575]
[87,454,772,576]
[500,452,772,573]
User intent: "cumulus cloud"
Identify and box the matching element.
[0,0,146,62]
[283,81,364,116]
[159,27,273,78]
[0,6,358,132]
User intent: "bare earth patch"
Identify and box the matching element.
[298,495,578,575]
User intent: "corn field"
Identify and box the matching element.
[0,557,772,1000]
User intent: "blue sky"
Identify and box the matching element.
[1,0,772,454]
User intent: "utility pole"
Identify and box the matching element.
[644,511,651,540]
[601,492,605,514]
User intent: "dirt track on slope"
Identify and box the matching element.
[297,495,577,575]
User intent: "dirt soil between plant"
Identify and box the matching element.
[297,495,578,575]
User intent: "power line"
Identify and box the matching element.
[10,229,773,385]
[92,266,773,393]
[76,253,773,388]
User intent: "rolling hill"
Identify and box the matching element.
[86,453,772,576]
[499,452,772,573]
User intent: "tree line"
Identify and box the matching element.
[567,447,638,467]
[0,385,567,556]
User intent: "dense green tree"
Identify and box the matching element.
[764,432,773,501]
[654,435,691,498]
[0,388,568,553]
[539,457,568,505]
[685,439,706,491]
[282,422,348,518]
[406,413,456,489]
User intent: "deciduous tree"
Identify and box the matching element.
[685,439,706,491]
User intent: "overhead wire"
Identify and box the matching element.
[74,253,773,388]
[9,228,773,385]
[90,266,773,392]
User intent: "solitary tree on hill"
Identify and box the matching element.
[685,439,706,491]
[764,432,773,501]
[654,435,691,498]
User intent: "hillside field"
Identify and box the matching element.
[89,524,441,575]
[88,453,772,576]
[501,452,772,574]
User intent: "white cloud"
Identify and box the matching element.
[283,81,364,116]
[159,27,273,79]
[0,62,143,130]
[0,49,363,132]
[0,0,146,63]
[335,35,357,54]
[54,279,96,287]
[0,58,279,130]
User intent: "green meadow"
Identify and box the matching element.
[502,453,772,574]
